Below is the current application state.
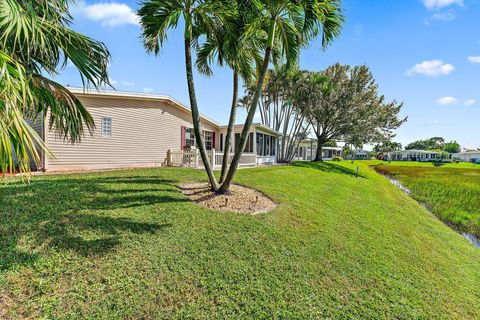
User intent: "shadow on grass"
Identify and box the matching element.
[433,162,446,167]
[0,175,183,271]
[291,161,367,178]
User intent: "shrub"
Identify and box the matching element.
[332,156,343,162]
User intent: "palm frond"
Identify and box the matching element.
[30,76,95,143]
[0,0,111,175]
[0,50,43,175]
[138,0,183,54]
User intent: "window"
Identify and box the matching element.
[247,133,254,153]
[220,133,224,152]
[203,130,213,150]
[256,133,264,156]
[101,117,112,137]
[235,132,254,153]
[265,135,270,156]
[271,137,276,156]
[184,128,214,150]
[185,128,195,148]
[256,133,276,156]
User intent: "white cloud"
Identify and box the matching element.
[468,56,480,63]
[143,87,154,93]
[422,0,463,10]
[109,78,118,85]
[121,80,135,86]
[406,60,455,77]
[428,10,456,22]
[74,1,139,27]
[464,99,476,106]
[436,96,458,105]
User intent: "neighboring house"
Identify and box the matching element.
[386,150,453,162]
[344,149,369,160]
[454,151,480,163]
[352,150,369,160]
[292,139,343,161]
[31,88,280,172]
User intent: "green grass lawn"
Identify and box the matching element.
[1,162,479,319]
[375,164,480,239]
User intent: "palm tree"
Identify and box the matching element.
[138,0,229,191]
[195,1,262,184]
[0,0,110,175]
[217,0,344,193]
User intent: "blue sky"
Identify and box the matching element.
[57,0,480,149]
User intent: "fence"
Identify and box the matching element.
[167,149,257,169]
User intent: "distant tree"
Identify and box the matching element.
[324,140,338,147]
[308,64,406,162]
[342,145,353,159]
[405,137,460,154]
[443,141,461,153]
[373,141,402,153]
[240,67,313,162]
[405,137,445,151]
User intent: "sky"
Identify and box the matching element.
[57,0,480,150]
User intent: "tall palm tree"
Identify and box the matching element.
[0,0,111,175]
[138,0,229,191]
[195,0,263,184]
[217,0,344,193]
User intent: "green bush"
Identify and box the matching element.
[332,156,343,162]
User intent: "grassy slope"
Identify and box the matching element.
[375,164,480,238]
[1,162,479,319]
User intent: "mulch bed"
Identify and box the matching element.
[179,182,276,214]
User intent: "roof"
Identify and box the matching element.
[67,87,221,128]
[219,123,282,136]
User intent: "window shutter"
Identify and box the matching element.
[212,132,216,149]
[181,126,186,149]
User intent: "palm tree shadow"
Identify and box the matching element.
[291,161,367,178]
[0,175,184,271]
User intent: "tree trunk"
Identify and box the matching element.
[218,22,276,194]
[219,71,238,184]
[313,138,324,162]
[184,35,219,191]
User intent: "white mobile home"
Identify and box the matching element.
[386,150,453,162]
[454,151,480,163]
[352,150,369,160]
[292,139,343,161]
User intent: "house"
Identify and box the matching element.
[386,150,453,162]
[352,150,369,160]
[32,88,280,172]
[454,151,480,163]
[292,139,343,161]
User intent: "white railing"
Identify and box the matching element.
[167,149,257,169]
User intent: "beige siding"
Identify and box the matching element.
[46,95,219,171]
